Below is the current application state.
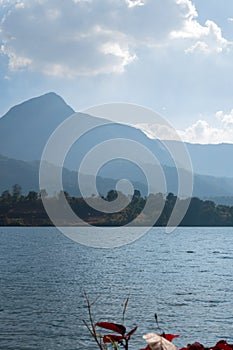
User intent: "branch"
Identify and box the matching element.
[122,296,130,325]
[83,291,104,349]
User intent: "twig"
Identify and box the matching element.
[83,291,104,349]
[122,295,130,325]
[155,313,163,333]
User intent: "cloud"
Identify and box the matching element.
[0,0,13,4]
[126,0,144,8]
[0,0,232,77]
[136,110,233,144]
[170,1,231,54]
[216,110,233,128]
[134,122,180,141]
[178,119,221,144]
[186,20,229,54]
[0,0,139,76]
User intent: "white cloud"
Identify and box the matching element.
[176,0,198,21]
[100,42,137,73]
[178,119,221,144]
[0,0,232,77]
[171,0,231,54]
[0,0,139,76]
[126,0,144,8]
[136,110,233,144]
[216,110,233,128]
[1,44,32,70]
[134,122,180,141]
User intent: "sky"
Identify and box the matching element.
[0,0,233,143]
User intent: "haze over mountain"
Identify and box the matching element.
[166,140,233,178]
[1,92,233,201]
[1,154,233,204]
[0,154,148,198]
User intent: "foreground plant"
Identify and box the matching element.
[83,293,233,350]
[140,313,179,350]
[83,292,137,349]
[96,321,137,350]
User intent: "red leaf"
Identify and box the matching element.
[127,325,138,339]
[188,342,205,350]
[162,333,180,342]
[214,340,233,350]
[140,346,150,350]
[103,334,124,343]
[96,322,126,335]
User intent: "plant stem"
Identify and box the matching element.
[83,292,104,350]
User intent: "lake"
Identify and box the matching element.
[0,227,233,349]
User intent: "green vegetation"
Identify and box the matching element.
[1,184,233,226]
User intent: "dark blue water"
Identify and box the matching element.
[0,227,233,350]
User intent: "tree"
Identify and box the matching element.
[26,191,38,203]
[0,190,12,211]
[1,190,11,203]
[12,184,22,202]
[132,189,141,201]
[106,190,118,202]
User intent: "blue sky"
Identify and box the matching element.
[0,0,233,143]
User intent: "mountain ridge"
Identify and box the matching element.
[1,92,233,197]
[1,153,233,204]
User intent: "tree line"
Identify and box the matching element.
[1,184,233,226]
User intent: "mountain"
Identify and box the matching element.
[0,92,75,161]
[1,92,233,200]
[2,154,233,203]
[0,92,173,170]
[165,140,233,178]
[1,92,233,178]
[186,142,233,178]
[0,154,39,193]
[0,154,148,197]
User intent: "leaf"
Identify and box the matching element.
[96,322,126,335]
[103,334,124,343]
[162,334,180,342]
[187,342,205,350]
[127,325,138,339]
[214,340,233,350]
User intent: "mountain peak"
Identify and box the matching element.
[5,92,75,118]
[31,91,68,104]
[0,92,75,161]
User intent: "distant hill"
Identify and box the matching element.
[0,154,39,193]
[166,140,233,178]
[0,154,148,197]
[2,154,233,202]
[1,92,233,200]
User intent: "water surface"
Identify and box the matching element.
[0,227,233,349]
